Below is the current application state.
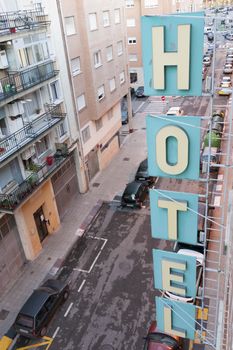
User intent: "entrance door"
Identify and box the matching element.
[33,206,48,242]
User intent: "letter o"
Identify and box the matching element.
[156,125,188,175]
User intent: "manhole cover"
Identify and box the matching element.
[123,157,130,161]
[119,261,131,272]
[99,346,114,350]
[0,309,9,320]
[92,183,100,187]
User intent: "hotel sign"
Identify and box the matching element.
[141,14,204,96]
[143,13,204,340]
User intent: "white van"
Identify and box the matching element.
[166,107,183,116]
[204,26,212,34]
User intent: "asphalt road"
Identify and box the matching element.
[47,202,174,350]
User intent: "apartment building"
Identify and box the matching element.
[125,0,203,89]
[0,0,129,294]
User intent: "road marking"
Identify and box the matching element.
[74,237,108,273]
[52,326,60,338]
[78,279,86,292]
[64,302,73,318]
[134,101,145,113]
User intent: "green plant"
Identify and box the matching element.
[27,162,41,172]
[204,131,221,148]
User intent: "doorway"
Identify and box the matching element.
[33,206,48,242]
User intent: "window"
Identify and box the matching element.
[36,136,49,156]
[109,77,116,92]
[106,45,113,62]
[127,18,136,27]
[64,16,76,36]
[95,118,103,131]
[97,85,105,101]
[58,121,67,137]
[129,54,138,61]
[89,13,98,31]
[50,80,61,102]
[71,57,81,75]
[126,0,134,7]
[114,9,121,24]
[103,11,110,27]
[34,44,44,62]
[128,37,137,45]
[130,72,138,83]
[144,0,158,7]
[18,47,34,67]
[119,71,125,84]
[77,94,86,111]
[82,126,91,143]
[94,50,102,68]
[117,41,123,56]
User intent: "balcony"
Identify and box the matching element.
[0,8,50,35]
[0,152,69,212]
[0,104,66,163]
[0,61,58,102]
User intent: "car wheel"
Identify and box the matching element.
[63,289,69,301]
[40,326,47,337]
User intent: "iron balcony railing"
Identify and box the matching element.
[0,8,50,34]
[0,61,59,102]
[0,153,69,212]
[0,104,66,162]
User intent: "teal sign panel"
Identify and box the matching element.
[141,13,204,96]
[150,189,199,244]
[146,115,201,180]
[156,297,196,340]
[153,249,197,297]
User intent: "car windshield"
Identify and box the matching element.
[16,315,34,328]
[147,333,178,347]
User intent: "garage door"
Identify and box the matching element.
[51,154,79,220]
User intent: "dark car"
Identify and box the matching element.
[225,33,233,41]
[135,86,145,98]
[207,32,214,42]
[143,321,183,350]
[121,181,148,208]
[135,159,155,184]
[14,279,69,338]
[121,109,128,124]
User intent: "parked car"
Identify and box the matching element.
[143,321,183,350]
[166,107,183,116]
[225,33,233,41]
[135,159,155,184]
[135,86,145,98]
[14,279,69,338]
[204,26,212,34]
[207,32,214,42]
[203,56,211,66]
[221,76,231,86]
[201,147,220,172]
[163,249,204,303]
[121,181,148,208]
[212,110,225,119]
[223,63,233,74]
[121,109,128,125]
[217,85,232,96]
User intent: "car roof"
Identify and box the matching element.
[18,289,51,317]
[124,181,143,195]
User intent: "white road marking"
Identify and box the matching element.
[52,326,60,338]
[216,184,222,191]
[214,196,221,207]
[78,279,86,292]
[134,101,145,113]
[74,237,108,273]
[64,302,73,318]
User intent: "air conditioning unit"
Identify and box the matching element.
[0,50,9,69]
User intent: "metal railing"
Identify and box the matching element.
[0,8,49,34]
[0,61,58,102]
[0,104,66,161]
[0,153,69,211]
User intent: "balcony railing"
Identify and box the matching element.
[0,61,59,102]
[0,8,50,34]
[0,152,69,212]
[0,104,66,162]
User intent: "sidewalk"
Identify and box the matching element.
[0,116,147,337]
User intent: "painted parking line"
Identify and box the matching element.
[52,326,60,339]
[78,279,86,292]
[64,302,73,318]
[74,237,108,274]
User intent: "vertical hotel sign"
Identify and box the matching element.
[141,13,204,340]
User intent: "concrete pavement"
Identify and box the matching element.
[0,112,148,338]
